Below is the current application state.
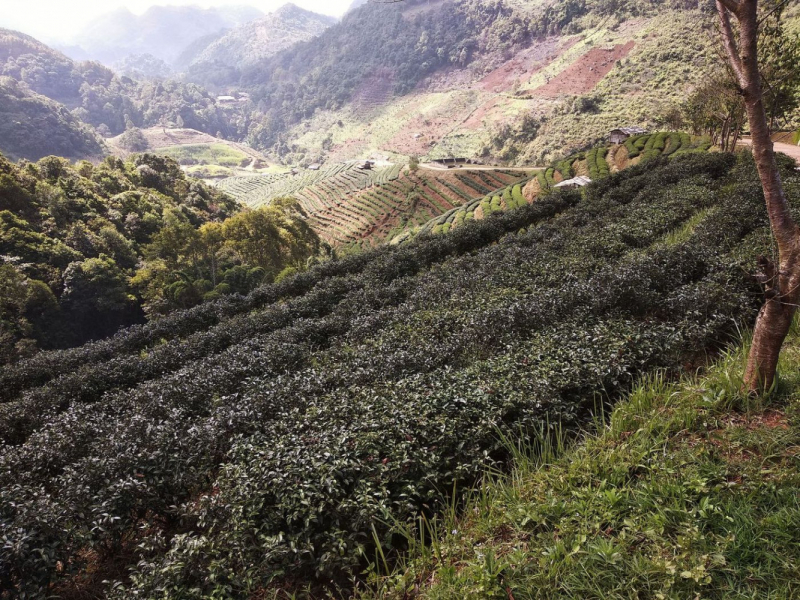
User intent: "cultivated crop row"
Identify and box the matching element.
[2,153,783,598]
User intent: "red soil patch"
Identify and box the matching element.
[532,41,635,97]
[462,96,506,130]
[479,37,577,93]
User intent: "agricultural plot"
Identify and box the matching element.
[217,162,527,247]
[1,152,789,598]
[414,133,713,240]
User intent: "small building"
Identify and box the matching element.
[609,127,648,144]
[554,176,592,189]
[307,163,321,171]
[432,157,478,168]
[357,160,375,170]
[217,95,237,104]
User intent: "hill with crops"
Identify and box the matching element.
[222,0,729,166]
[3,149,799,597]
[215,161,536,248]
[214,0,799,169]
[211,131,708,250]
[405,131,714,240]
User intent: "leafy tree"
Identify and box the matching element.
[61,255,138,341]
[117,127,149,152]
[715,0,800,391]
[221,198,319,277]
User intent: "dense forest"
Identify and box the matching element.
[0,151,320,364]
[0,77,105,160]
[2,150,796,597]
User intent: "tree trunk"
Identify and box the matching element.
[745,284,798,391]
[717,0,800,393]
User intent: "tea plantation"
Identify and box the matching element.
[2,151,797,598]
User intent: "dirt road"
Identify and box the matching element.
[420,164,542,172]
[740,138,800,164]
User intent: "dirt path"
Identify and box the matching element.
[740,138,800,164]
[420,164,542,172]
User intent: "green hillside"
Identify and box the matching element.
[0,77,104,160]
[1,150,795,597]
[215,161,533,247]
[401,132,711,242]
[234,1,721,165]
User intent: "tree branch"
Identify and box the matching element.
[717,0,743,13]
[717,1,746,86]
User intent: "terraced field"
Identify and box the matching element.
[411,132,713,240]
[216,163,530,246]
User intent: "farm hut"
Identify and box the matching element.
[433,157,474,168]
[357,160,375,170]
[554,176,592,189]
[609,127,648,144]
[308,163,321,171]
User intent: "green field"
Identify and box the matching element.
[157,143,251,167]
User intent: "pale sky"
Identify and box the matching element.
[0,0,354,43]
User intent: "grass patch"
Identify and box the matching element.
[367,324,800,599]
[158,143,250,167]
[185,164,235,179]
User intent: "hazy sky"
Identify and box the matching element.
[0,0,354,43]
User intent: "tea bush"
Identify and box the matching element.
[1,152,791,598]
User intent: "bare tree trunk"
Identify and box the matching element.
[717,0,800,392]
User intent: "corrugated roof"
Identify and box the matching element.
[555,176,593,188]
[611,127,648,135]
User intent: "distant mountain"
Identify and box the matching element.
[0,28,242,147]
[185,4,336,88]
[0,76,104,161]
[115,53,173,80]
[347,0,369,11]
[67,5,263,67]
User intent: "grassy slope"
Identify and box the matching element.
[370,329,800,599]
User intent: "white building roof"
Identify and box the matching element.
[611,127,648,136]
[555,176,593,188]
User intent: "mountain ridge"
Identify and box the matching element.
[64,4,264,67]
[185,3,336,88]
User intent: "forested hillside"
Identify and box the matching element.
[185,4,336,88]
[0,77,105,161]
[0,151,320,364]
[236,0,712,160]
[244,0,537,150]
[0,28,246,150]
[2,150,796,597]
